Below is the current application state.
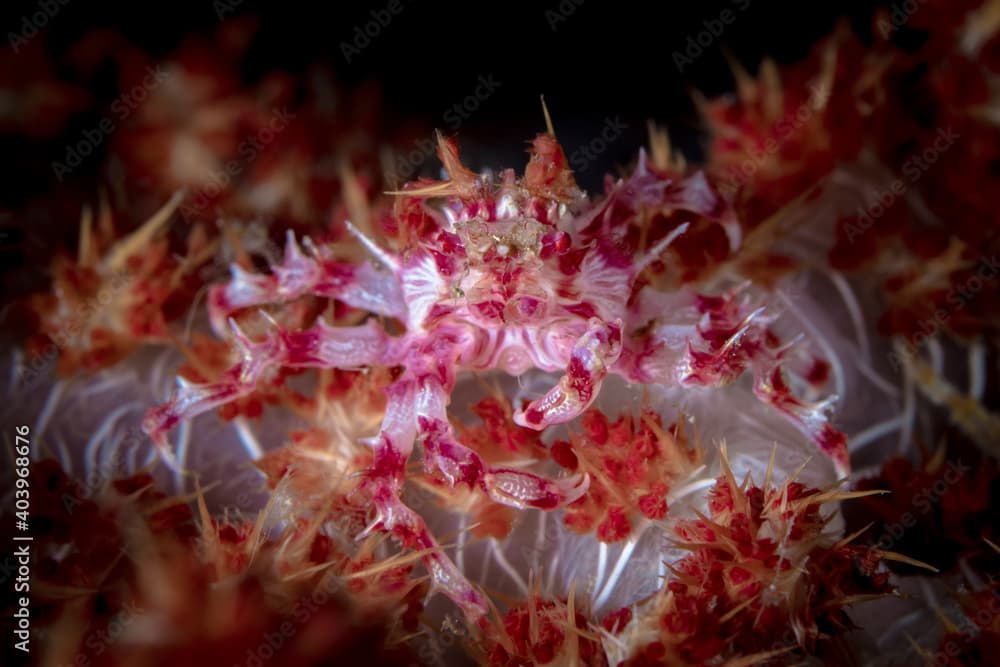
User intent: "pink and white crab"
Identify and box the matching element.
[143,132,848,619]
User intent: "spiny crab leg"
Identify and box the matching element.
[143,313,492,616]
[365,486,488,620]
[513,317,623,430]
[752,363,849,477]
[207,229,405,334]
[416,377,589,510]
[142,317,390,457]
[356,374,491,619]
[359,369,587,618]
[628,286,850,475]
[667,298,850,476]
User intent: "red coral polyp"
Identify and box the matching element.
[618,452,896,665]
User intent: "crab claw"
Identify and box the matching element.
[482,469,590,510]
[419,415,590,510]
[514,318,623,429]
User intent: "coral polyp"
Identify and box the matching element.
[604,447,906,666]
[143,132,848,619]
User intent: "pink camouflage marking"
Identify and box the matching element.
[143,132,848,619]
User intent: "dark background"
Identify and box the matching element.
[6,0,881,105]
[1,0,887,193]
[0,0,895,307]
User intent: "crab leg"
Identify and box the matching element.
[357,374,489,619]
[142,318,390,454]
[512,318,623,430]
[752,364,849,476]
[358,363,589,617]
[416,377,589,510]
[366,486,488,619]
[207,230,405,334]
[631,292,851,475]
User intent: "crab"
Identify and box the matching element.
[143,132,848,619]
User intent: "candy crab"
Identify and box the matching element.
[143,132,849,619]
